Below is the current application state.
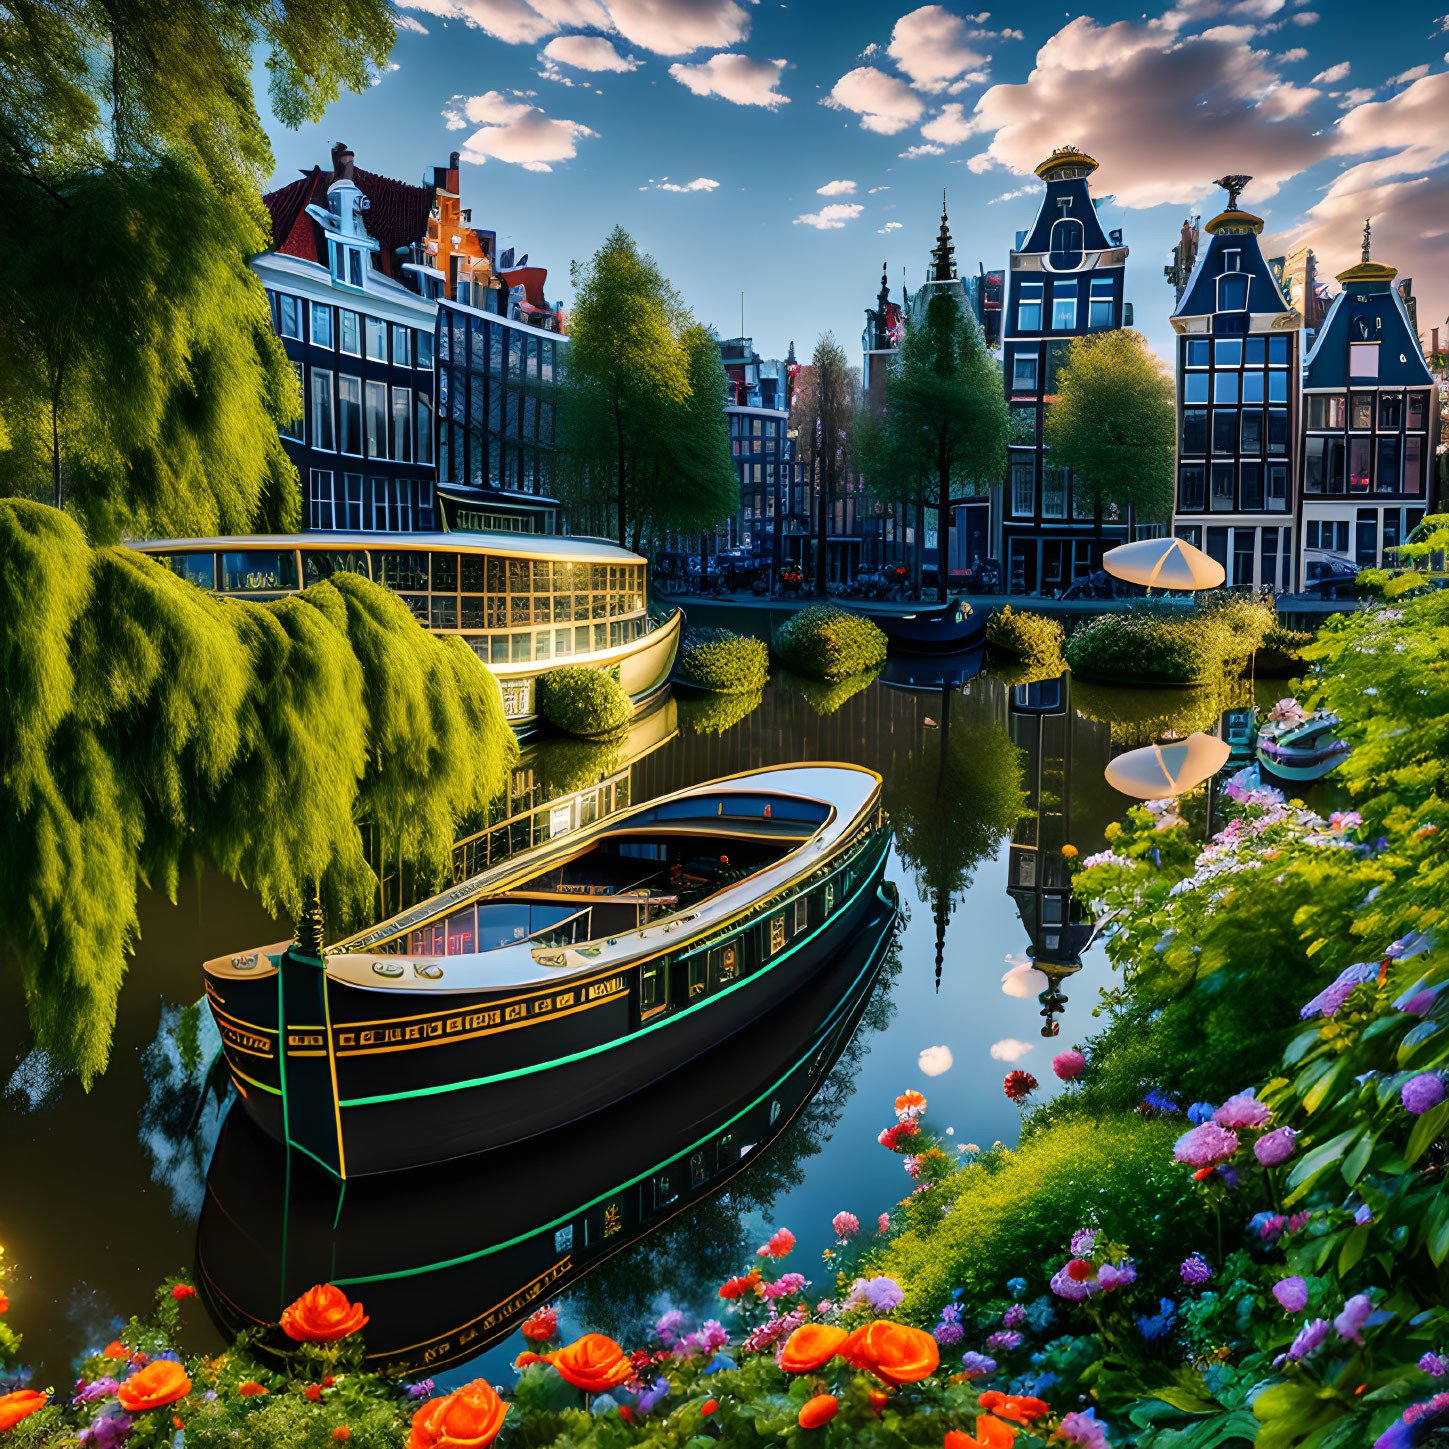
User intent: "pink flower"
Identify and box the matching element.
[760,1273,807,1300]
[1098,1260,1136,1291]
[1334,1294,1374,1344]
[1002,1304,1026,1328]
[1254,1127,1298,1165]
[757,1228,796,1259]
[1052,1050,1086,1082]
[877,1214,890,1234]
[1273,1277,1309,1312]
[903,1155,923,1179]
[1173,1122,1240,1168]
[831,1212,859,1241]
[1213,1093,1272,1130]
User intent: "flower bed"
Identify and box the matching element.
[676,628,769,694]
[536,667,632,738]
[984,607,1064,672]
[771,607,887,683]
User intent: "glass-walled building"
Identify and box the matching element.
[435,299,564,535]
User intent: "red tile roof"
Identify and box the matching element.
[262,165,433,283]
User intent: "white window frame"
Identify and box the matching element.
[309,469,335,529]
[277,294,301,340]
[309,367,335,452]
[365,380,388,459]
[391,387,413,463]
[309,302,333,350]
[365,315,387,362]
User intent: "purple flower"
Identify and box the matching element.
[74,1380,120,1404]
[845,1276,904,1314]
[985,1329,1023,1352]
[1143,1088,1179,1115]
[1251,1211,1287,1243]
[932,1320,965,1345]
[405,1379,436,1400]
[1069,1228,1100,1256]
[1273,1277,1309,1312]
[1421,1353,1447,1377]
[1098,1260,1136,1291]
[1187,1102,1217,1125]
[1335,1294,1375,1344]
[1300,963,1378,1020]
[956,1352,996,1379]
[1058,1408,1111,1448]
[1254,1127,1298,1165]
[1214,1093,1272,1130]
[654,1309,686,1345]
[1137,1299,1177,1342]
[1398,989,1440,1017]
[634,1378,670,1417]
[1287,1318,1331,1362]
[1050,1268,1096,1302]
[1180,1254,1213,1286]
[1354,1203,1374,1226]
[1174,1122,1240,1167]
[1402,1074,1446,1116]
[1002,1304,1027,1328]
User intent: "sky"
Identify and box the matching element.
[262,0,1449,367]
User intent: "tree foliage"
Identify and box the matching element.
[0,0,395,537]
[0,500,515,1086]
[789,335,858,596]
[1042,329,1176,530]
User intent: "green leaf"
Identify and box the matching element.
[1286,1128,1363,1196]
[1302,1058,1346,1115]
[1425,1194,1449,1267]
[1406,1100,1449,1164]
[1338,1222,1370,1276]
[1284,1027,1325,1066]
[1341,1130,1374,1186]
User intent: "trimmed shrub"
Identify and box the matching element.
[778,665,882,716]
[536,666,631,738]
[678,627,769,693]
[678,686,765,735]
[1253,623,1314,677]
[1063,597,1273,686]
[984,606,1064,671]
[771,606,887,682]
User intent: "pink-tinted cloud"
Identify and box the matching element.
[822,65,925,134]
[887,4,991,93]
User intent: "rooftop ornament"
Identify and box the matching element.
[1034,145,1100,182]
[1205,174,1263,235]
[1334,215,1399,289]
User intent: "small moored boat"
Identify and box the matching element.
[206,764,891,1177]
[867,598,986,655]
[1256,702,1350,784]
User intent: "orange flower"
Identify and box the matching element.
[173,1417,185,1430]
[977,1391,1050,1423]
[840,1320,940,1386]
[869,1389,890,1415]
[549,1334,633,1393]
[0,1293,8,1314]
[520,1306,558,1342]
[103,1341,128,1359]
[238,1382,270,1397]
[306,1385,323,1402]
[944,1418,1016,1449]
[718,1268,763,1300]
[701,1399,718,1415]
[281,1285,369,1343]
[513,1351,548,1369]
[894,1089,927,1116]
[798,1394,839,1429]
[779,1323,848,1373]
[407,1381,509,1449]
[333,1428,352,1441]
[0,1391,48,1431]
[117,1361,192,1413]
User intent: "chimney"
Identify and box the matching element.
[330,141,355,181]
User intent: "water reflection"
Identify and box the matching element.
[196,892,902,1373]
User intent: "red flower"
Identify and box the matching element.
[103,1342,128,1360]
[333,1428,351,1441]
[0,1294,8,1314]
[718,1268,763,1300]
[756,1228,796,1259]
[173,1417,185,1430]
[1003,1071,1038,1102]
[877,1121,920,1151]
[238,1383,269,1397]
[978,1391,1050,1423]
[521,1306,558,1342]
[701,1399,718,1415]
[798,1394,838,1429]
[306,1385,323,1402]
[281,1285,369,1344]
[1064,1258,1095,1282]
[171,1284,197,1301]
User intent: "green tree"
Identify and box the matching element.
[789,334,855,597]
[871,289,1007,602]
[0,0,395,537]
[1042,328,1176,552]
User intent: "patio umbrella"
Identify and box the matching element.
[1105,731,1232,798]
[1103,536,1226,591]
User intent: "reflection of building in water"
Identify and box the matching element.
[1005,674,1109,1035]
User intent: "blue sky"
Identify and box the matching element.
[263,0,1449,367]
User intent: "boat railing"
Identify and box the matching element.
[525,906,593,948]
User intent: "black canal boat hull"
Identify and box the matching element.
[868,602,987,655]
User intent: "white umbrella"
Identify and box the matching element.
[1105,732,1232,798]
[1103,536,1226,591]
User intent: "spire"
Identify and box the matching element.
[1361,217,1372,265]
[1335,215,1397,290]
[929,192,956,284]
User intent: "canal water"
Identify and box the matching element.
[0,664,1280,1386]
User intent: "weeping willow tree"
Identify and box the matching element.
[0,500,516,1086]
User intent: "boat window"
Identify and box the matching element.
[770,916,785,954]
[378,551,429,592]
[794,897,809,933]
[220,550,298,593]
[156,552,216,590]
[302,550,369,585]
[688,955,707,998]
[641,959,665,1013]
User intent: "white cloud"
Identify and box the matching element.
[1002,961,1048,998]
[1310,60,1349,83]
[669,53,789,107]
[604,0,750,54]
[877,220,904,232]
[1291,8,1318,21]
[990,1037,1034,1062]
[448,90,598,170]
[868,184,890,193]
[541,34,638,70]
[887,4,991,93]
[655,176,720,191]
[921,101,973,145]
[792,201,864,229]
[823,65,924,134]
[394,13,430,32]
[1386,64,1431,87]
[1335,86,1375,107]
[1275,45,1308,60]
[370,60,402,84]
[396,0,565,45]
[817,178,858,195]
[988,183,1040,203]
[898,143,945,158]
[918,1045,954,1076]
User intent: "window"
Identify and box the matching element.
[1212,411,1236,453]
[1184,372,1209,404]
[281,362,304,440]
[1210,463,1234,511]
[1017,281,1042,332]
[1223,249,1242,272]
[1242,371,1265,405]
[1307,394,1346,429]
[1051,281,1077,331]
[1011,461,1034,516]
[1348,436,1371,492]
[1042,467,1067,518]
[1240,410,1262,454]
[309,368,334,451]
[309,469,335,529]
[1181,409,1207,455]
[277,294,301,339]
[391,388,412,462]
[416,328,434,370]
[416,396,433,466]
[372,478,390,533]
[1245,336,1265,366]
[1407,391,1427,430]
[1049,218,1083,269]
[310,303,333,349]
[1214,372,1239,404]
[365,316,387,362]
[1186,338,1210,367]
[1009,405,1036,444]
[1379,392,1403,429]
[1267,409,1288,454]
[1267,370,1287,404]
[1376,435,1400,493]
[338,375,362,455]
[1214,338,1243,368]
[1240,462,1263,511]
[1267,335,1289,365]
[343,474,363,529]
[1404,436,1424,495]
[1218,274,1248,311]
[1179,464,1205,511]
[1088,276,1113,330]
[339,309,360,356]
[365,380,388,458]
[1267,465,1288,512]
[393,325,412,368]
[1011,351,1038,392]
[1349,343,1379,378]
[1350,393,1373,430]
[1232,528,1255,586]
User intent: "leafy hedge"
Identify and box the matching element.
[772,607,887,682]
[677,627,769,694]
[1253,623,1314,677]
[536,667,632,738]
[984,606,1064,671]
[1063,597,1273,686]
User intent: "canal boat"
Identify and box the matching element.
[196,890,900,1371]
[128,531,682,734]
[1256,707,1350,784]
[867,597,987,655]
[204,763,891,1177]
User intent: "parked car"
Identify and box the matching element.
[1302,551,1360,599]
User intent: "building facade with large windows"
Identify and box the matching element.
[1000,147,1137,595]
[1298,227,1437,573]
[258,144,440,532]
[1168,177,1301,590]
[721,337,795,566]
